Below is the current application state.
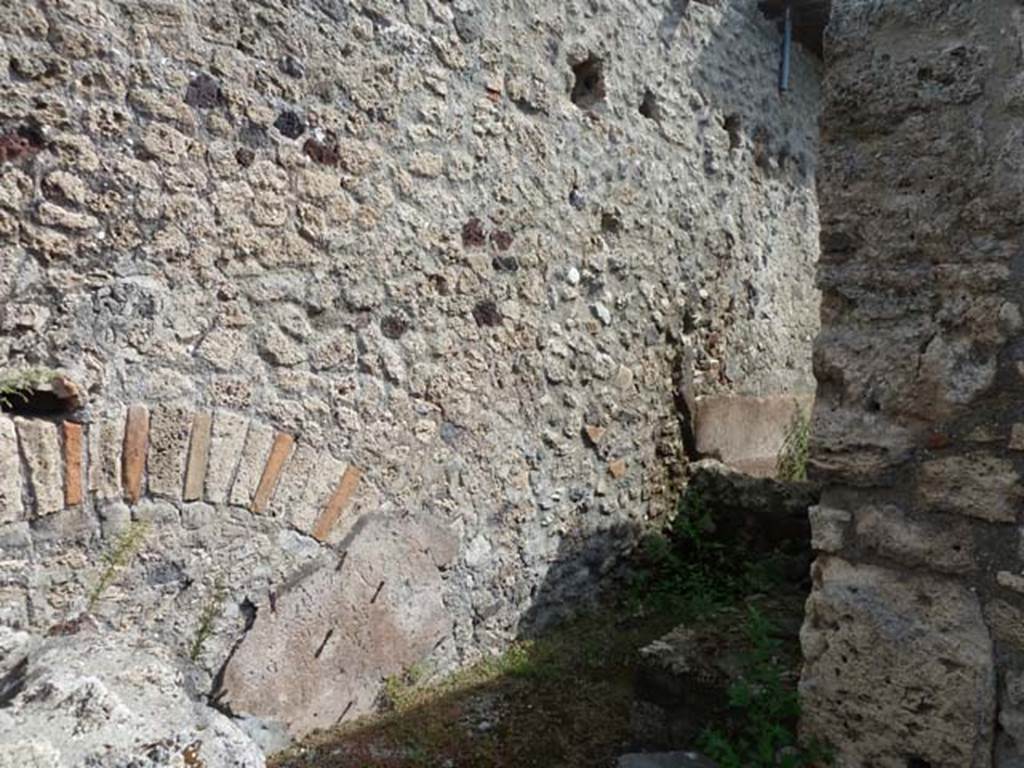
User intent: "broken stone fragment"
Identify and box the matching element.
[608,458,627,479]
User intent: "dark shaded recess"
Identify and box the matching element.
[472,299,501,327]
[274,110,305,139]
[492,255,519,272]
[0,388,72,416]
[0,657,26,708]
[184,73,223,109]
[758,0,831,58]
[570,55,606,109]
[235,147,255,167]
[279,55,305,79]
[639,89,661,120]
[380,315,409,340]
[462,217,487,247]
[723,113,743,150]
[0,122,45,164]
[601,212,623,234]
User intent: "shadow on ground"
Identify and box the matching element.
[269,503,812,768]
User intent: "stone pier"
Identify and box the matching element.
[801,2,1024,765]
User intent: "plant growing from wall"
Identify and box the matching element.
[0,367,57,410]
[190,580,226,662]
[87,521,149,612]
[776,403,811,482]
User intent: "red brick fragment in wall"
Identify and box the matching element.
[183,411,212,502]
[62,421,84,507]
[312,465,362,542]
[122,404,149,503]
[250,432,294,514]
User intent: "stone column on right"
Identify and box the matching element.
[800,2,1024,766]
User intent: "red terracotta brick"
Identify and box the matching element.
[122,404,150,503]
[62,421,84,507]
[250,432,294,514]
[312,465,362,543]
[183,411,212,502]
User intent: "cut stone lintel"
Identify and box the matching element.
[694,393,814,477]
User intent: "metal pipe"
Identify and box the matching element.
[779,2,793,92]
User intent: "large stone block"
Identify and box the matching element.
[854,504,974,574]
[800,557,995,767]
[694,393,814,477]
[918,454,1020,523]
[216,514,450,737]
[15,418,63,517]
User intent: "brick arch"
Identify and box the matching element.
[0,404,361,542]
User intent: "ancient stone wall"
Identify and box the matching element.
[801,2,1024,765]
[0,0,820,740]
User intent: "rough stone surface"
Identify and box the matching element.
[229,422,275,508]
[218,514,452,736]
[15,418,62,517]
[801,1,1024,762]
[206,410,248,504]
[88,409,125,500]
[0,416,23,524]
[0,627,264,768]
[147,404,193,500]
[800,558,995,768]
[807,505,849,554]
[0,0,822,741]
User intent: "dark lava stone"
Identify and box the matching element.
[185,73,223,109]
[380,315,409,340]
[462,217,487,247]
[274,110,305,139]
[472,299,501,327]
[491,229,514,251]
[235,147,255,167]
[492,255,519,272]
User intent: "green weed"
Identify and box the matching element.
[189,580,226,661]
[776,403,811,482]
[699,607,832,768]
[0,367,58,410]
[87,520,149,612]
[626,489,783,620]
